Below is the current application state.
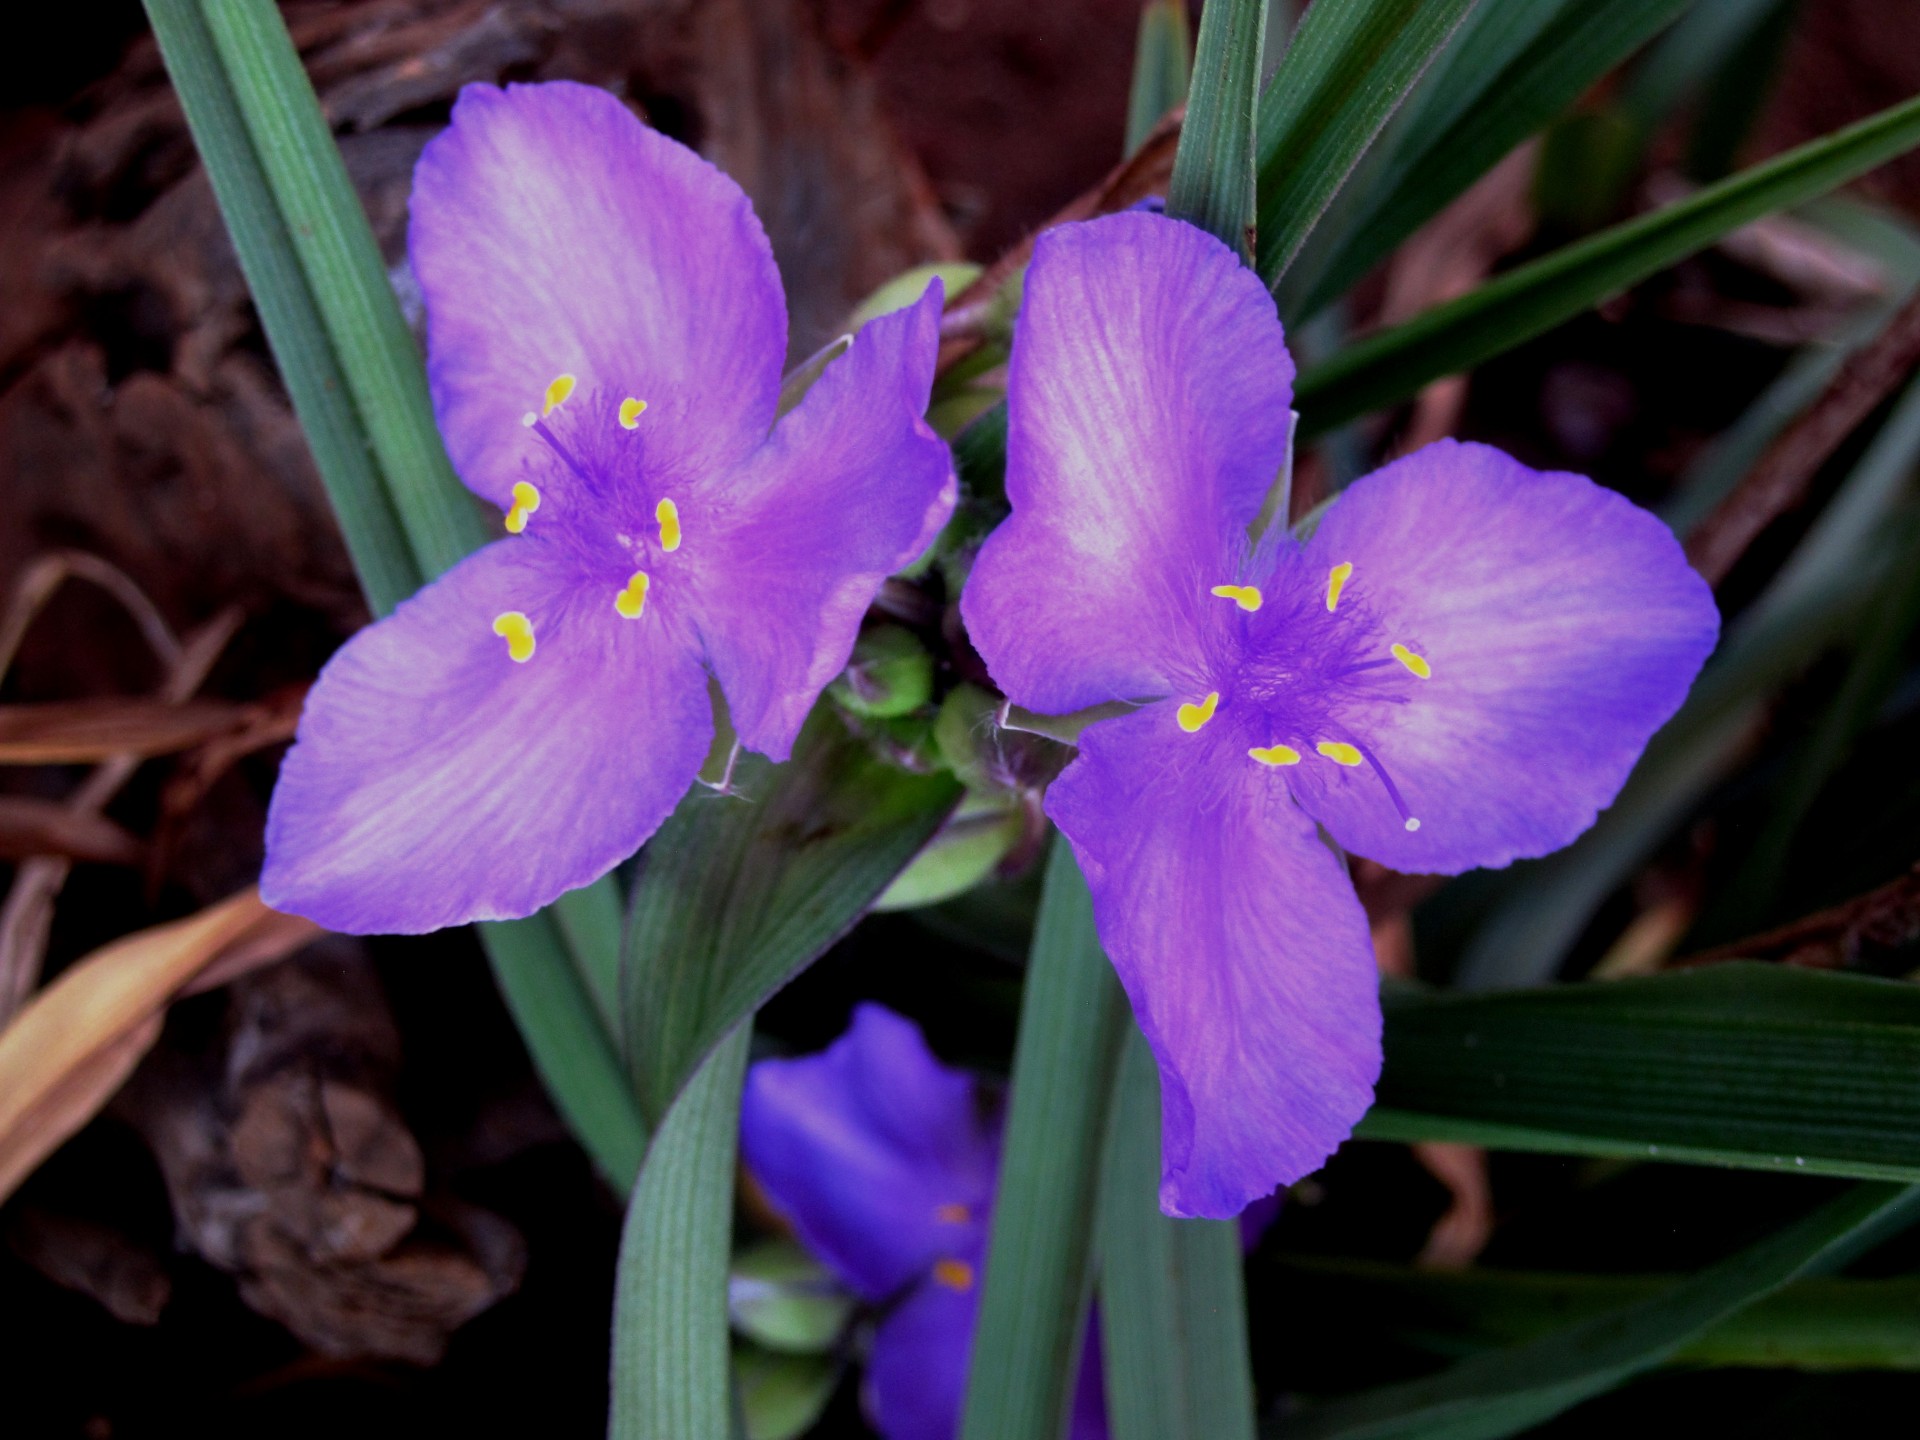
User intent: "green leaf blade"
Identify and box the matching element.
[142,0,419,616]
[1099,1027,1255,1440]
[1362,965,1920,1183]
[199,0,493,578]
[1287,1183,1920,1440]
[1284,0,1692,323]
[1167,0,1267,256]
[622,709,959,1126]
[611,1026,752,1440]
[1296,91,1920,436]
[959,843,1130,1440]
[1253,0,1477,287]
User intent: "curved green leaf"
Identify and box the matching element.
[1285,1182,1920,1440]
[1254,0,1477,285]
[1296,92,1920,436]
[959,842,1130,1440]
[623,708,959,1125]
[1362,965,1920,1183]
[1167,0,1268,257]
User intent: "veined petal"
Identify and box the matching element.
[1048,706,1381,1220]
[962,212,1296,714]
[409,82,785,508]
[1292,440,1719,873]
[690,282,954,759]
[740,1005,997,1303]
[262,542,711,933]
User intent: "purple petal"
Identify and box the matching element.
[690,283,954,759]
[961,212,1297,715]
[1290,440,1719,873]
[409,82,785,508]
[740,1005,997,1303]
[262,541,711,933]
[865,1274,978,1440]
[1047,705,1381,1220]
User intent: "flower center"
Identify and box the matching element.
[1180,558,1430,832]
[490,373,688,659]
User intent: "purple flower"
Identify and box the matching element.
[260,83,954,933]
[959,213,1719,1220]
[742,1005,1106,1440]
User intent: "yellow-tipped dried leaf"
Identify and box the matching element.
[0,890,320,1203]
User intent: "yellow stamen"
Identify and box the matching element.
[656,497,682,552]
[1249,744,1302,767]
[1316,740,1363,767]
[1391,642,1432,679]
[932,1259,976,1292]
[542,373,576,416]
[614,571,651,620]
[619,396,648,429]
[1175,691,1220,733]
[504,480,541,534]
[1325,562,1353,612]
[1210,584,1264,612]
[934,1203,971,1224]
[491,611,535,663]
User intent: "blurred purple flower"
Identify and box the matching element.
[960,212,1719,1220]
[262,82,954,933]
[741,1005,1106,1440]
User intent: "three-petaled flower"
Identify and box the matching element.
[263,82,955,934]
[741,1005,1106,1440]
[961,212,1720,1219]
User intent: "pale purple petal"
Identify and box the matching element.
[690,283,954,759]
[740,1005,997,1302]
[409,82,785,508]
[962,212,1296,714]
[1290,440,1719,873]
[262,541,711,933]
[1047,706,1381,1220]
[865,1274,978,1440]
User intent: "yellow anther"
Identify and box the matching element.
[491,611,535,663]
[619,396,648,429]
[1391,642,1432,679]
[1176,691,1220,733]
[1210,584,1264,612]
[504,480,541,534]
[1249,744,1302,767]
[1316,740,1363,767]
[932,1259,976,1292]
[542,373,576,416]
[656,498,682,552]
[935,1203,971,1224]
[614,571,650,620]
[1325,562,1354,612]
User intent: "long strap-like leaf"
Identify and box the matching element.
[1362,964,1920,1184]
[1296,91,1920,436]
[198,0,493,578]
[148,0,650,1188]
[1284,1182,1920,1439]
[1098,1027,1255,1440]
[1253,0,1477,287]
[1166,0,1267,258]
[610,1025,752,1440]
[959,844,1130,1440]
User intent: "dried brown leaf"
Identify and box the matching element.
[0,889,320,1205]
[0,797,145,865]
[0,697,248,764]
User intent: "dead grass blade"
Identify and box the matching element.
[1686,288,1920,585]
[0,798,145,865]
[0,610,242,1021]
[0,698,249,764]
[0,889,319,1205]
